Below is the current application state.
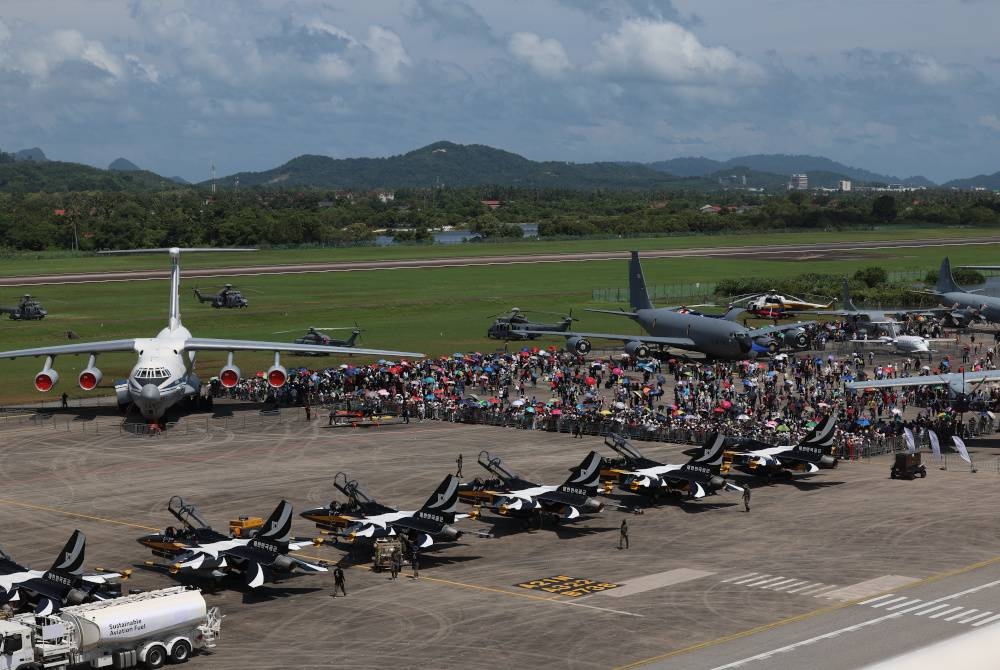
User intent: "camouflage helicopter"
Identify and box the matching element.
[486,308,576,341]
[0,294,47,320]
[193,284,248,308]
[272,326,362,355]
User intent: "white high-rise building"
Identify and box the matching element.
[838,180,852,192]
[788,174,809,190]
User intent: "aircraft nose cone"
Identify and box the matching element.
[140,383,160,403]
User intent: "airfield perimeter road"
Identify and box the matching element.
[3,234,1000,285]
[0,403,998,669]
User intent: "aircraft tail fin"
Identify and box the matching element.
[256,500,294,544]
[49,530,86,576]
[345,330,360,347]
[168,248,182,329]
[560,451,603,493]
[682,433,727,473]
[192,288,207,303]
[722,306,745,321]
[841,278,858,311]
[795,415,837,454]
[419,475,460,515]
[936,257,960,294]
[629,251,654,311]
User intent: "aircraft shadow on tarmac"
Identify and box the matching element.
[473,516,616,538]
[761,479,846,492]
[677,501,739,513]
[241,585,325,605]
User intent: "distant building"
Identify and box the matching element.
[480,199,501,210]
[376,191,395,203]
[788,174,809,191]
[699,205,722,214]
[838,180,852,192]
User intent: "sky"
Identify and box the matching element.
[0,0,998,183]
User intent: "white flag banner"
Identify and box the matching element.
[903,428,916,453]
[928,430,942,461]
[952,436,972,464]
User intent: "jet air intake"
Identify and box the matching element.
[566,336,592,354]
[267,352,287,388]
[623,341,649,358]
[34,356,58,392]
[78,355,102,391]
[219,352,241,388]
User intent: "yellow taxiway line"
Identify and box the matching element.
[0,497,159,531]
[614,553,1000,669]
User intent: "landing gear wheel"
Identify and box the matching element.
[890,468,898,479]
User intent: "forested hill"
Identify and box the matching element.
[213,141,682,190]
[649,154,936,186]
[0,159,178,193]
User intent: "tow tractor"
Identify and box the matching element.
[890,452,927,480]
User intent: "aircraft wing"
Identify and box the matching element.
[846,370,1000,391]
[183,337,423,359]
[747,322,815,337]
[0,339,138,359]
[519,330,696,348]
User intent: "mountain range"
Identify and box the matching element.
[1,141,998,192]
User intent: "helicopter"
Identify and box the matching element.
[486,308,576,341]
[193,284,249,308]
[272,326,362,355]
[729,290,833,320]
[0,294,48,320]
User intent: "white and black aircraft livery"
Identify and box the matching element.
[717,415,840,479]
[0,248,423,423]
[525,251,811,359]
[0,530,125,615]
[603,432,740,499]
[457,451,606,525]
[151,500,326,588]
[300,473,468,549]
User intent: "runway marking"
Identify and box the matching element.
[858,593,897,606]
[821,574,918,602]
[722,572,758,583]
[763,578,799,590]
[885,598,921,610]
[929,606,965,619]
[735,574,769,584]
[771,580,808,592]
[0,497,158,531]
[600,568,715,598]
[419,574,642,618]
[944,609,977,621]
[972,613,1000,627]
[701,579,1000,670]
[870,596,908,608]
[910,603,951,616]
[614,554,1000,669]
[959,611,992,624]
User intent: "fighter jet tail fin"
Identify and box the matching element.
[629,251,654,311]
[936,257,960,294]
[795,415,837,454]
[682,432,726,473]
[256,500,294,544]
[420,475,460,515]
[561,451,603,493]
[49,530,86,576]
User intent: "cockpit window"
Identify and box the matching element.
[134,367,170,385]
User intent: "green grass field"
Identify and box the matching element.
[1,234,998,407]
[0,225,996,277]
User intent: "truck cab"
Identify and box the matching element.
[0,621,34,669]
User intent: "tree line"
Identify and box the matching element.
[0,186,998,251]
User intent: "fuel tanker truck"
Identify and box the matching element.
[0,586,221,669]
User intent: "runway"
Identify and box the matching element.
[2,235,1000,286]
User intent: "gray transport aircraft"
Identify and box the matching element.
[922,258,1000,323]
[526,251,812,359]
[0,248,423,423]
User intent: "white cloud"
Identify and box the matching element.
[125,54,159,83]
[592,19,762,84]
[980,114,1000,131]
[0,19,10,44]
[365,26,411,84]
[508,32,572,79]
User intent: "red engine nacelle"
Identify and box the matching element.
[78,367,103,391]
[35,368,59,392]
[219,365,242,389]
[267,364,287,388]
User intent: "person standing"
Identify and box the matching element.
[61,392,68,408]
[304,404,312,421]
[390,548,400,580]
[456,453,463,478]
[743,484,752,513]
[618,519,629,550]
[402,403,410,424]
[333,566,347,596]
[411,551,420,579]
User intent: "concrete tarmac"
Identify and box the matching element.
[0,407,998,669]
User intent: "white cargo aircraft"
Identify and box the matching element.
[0,248,423,423]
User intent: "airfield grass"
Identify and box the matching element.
[0,225,996,277]
[1,239,999,407]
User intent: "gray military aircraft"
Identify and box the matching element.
[524,251,812,359]
[0,295,47,320]
[486,308,576,341]
[193,284,248,308]
[920,258,1000,324]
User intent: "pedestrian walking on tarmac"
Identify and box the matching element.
[743,485,752,513]
[456,453,463,478]
[61,392,68,408]
[618,519,629,550]
[411,551,420,579]
[305,404,312,421]
[333,567,347,596]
